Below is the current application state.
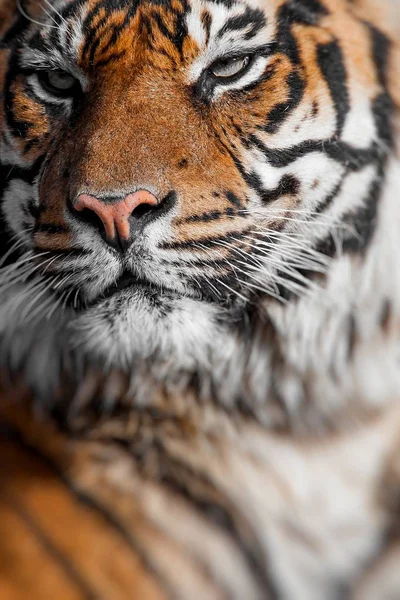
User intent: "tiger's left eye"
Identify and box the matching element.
[209,56,251,80]
[38,70,79,96]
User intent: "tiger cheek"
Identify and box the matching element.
[175,158,239,226]
[33,136,76,250]
[9,78,51,161]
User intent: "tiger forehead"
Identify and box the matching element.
[30,0,273,73]
[80,0,270,65]
[78,0,201,69]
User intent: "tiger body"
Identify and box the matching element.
[0,0,400,597]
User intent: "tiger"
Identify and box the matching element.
[0,0,400,597]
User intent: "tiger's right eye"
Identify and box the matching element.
[38,70,79,97]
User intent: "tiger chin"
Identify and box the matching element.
[0,0,400,430]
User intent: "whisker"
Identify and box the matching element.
[0,254,65,294]
[193,242,254,302]
[19,280,54,323]
[16,0,59,29]
[216,278,248,303]
[41,0,67,24]
[38,3,60,27]
[243,236,330,269]
[0,236,29,268]
[235,277,289,304]
[185,263,223,298]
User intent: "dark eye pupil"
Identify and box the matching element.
[220,58,238,68]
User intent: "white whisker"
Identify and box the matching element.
[16,0,59,29]
[41,0,67,24]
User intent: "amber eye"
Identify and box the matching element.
[38,69,79,96]
[209,55,251,81]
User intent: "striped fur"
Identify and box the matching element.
[1,0,400,597]
[1,383,400,598]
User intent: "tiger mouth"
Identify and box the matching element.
[80,271,177,310]
[99,271,165,301]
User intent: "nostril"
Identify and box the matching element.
[130,202,155,220]
[74,207,104,234]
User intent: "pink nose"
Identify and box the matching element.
[74,190,159,244]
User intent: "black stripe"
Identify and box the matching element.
[0,419,172,597]
[160,230,248,251]
[3,73,58,152]
[83,15,109,66]
[317,41,349,136]
[170,1,190,57]
[209,0,236,7]
[315,173,346,214]
[263,70,305,134]
[95,50,128,68]
[128,438,281,599]
[276,4,301,64]
[366,22,391,90]
[314,163,384,258]
[284,0,329,25]
[217,7,266,40]
[170,256,239,269]
[4,54,34,138]
[81,0,140,65]
[260,174,300,204]
[0,488,97,600]
[372,92,395,150]
[225,190,242,207]
[216,138,267,202]
[171,245,261,270]
[91,27,129,69]
[180,207,239,223]
[152,4,189,58]
[274,0,328,68]
[248,134,381,170]
[0,162,42,195]
[341,165,384,253]
[216,132,299,213]
[0,162,44,263]
[34,223,69,234]
[201,10,212,46]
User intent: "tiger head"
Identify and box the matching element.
[0,0,397,397]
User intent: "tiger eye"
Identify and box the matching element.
[47,70,76,90]
[38,70,78,96]
[210,56,251,79]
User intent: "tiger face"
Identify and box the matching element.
[0,0,395,380]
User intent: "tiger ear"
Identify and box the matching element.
[285,0,329,25]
